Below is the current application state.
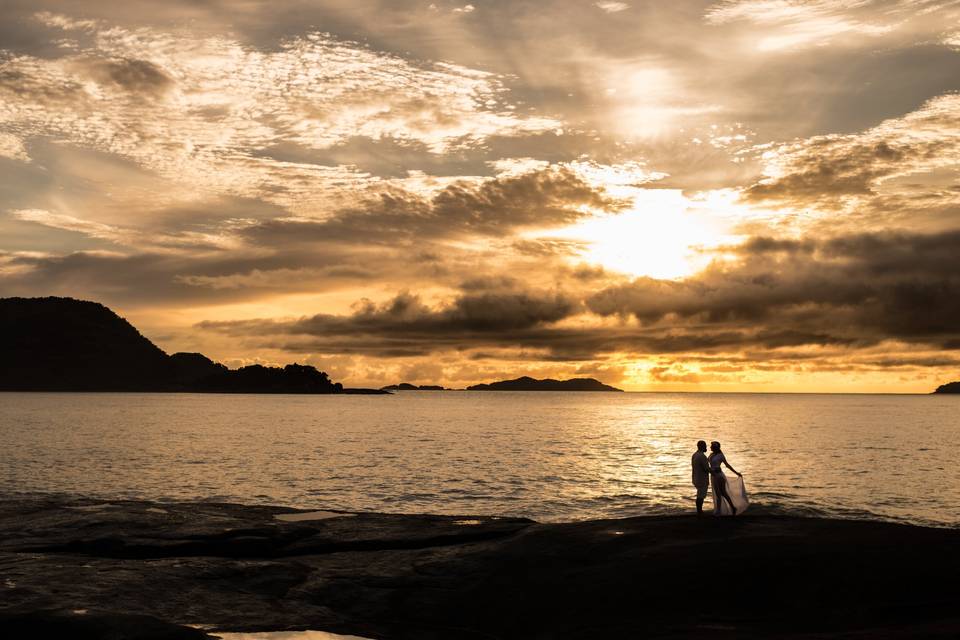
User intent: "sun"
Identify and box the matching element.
[553,189,727,280]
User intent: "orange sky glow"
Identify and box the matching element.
[2,1,960,392]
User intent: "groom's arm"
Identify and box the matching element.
[698,457,711,474]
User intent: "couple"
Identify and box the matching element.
[691,440,749,516]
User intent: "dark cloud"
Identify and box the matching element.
[510,238,585,257]
[193,227,960,363]
[0,243,387,306]
[0,168,615,310]
[85,58,174,96]
[198,289,617,359]
[745,140,904,203]
[458,275,521,291]
[245,167,624,247]
[587,229,960,348]
[743,94,960,208]
[198,306,864,361]
[0,65,83,104]
[201,289,578,344]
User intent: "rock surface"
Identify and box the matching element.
[933,381,960,393]
[1,497,958,639]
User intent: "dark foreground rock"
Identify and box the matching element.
[1,498,959,639]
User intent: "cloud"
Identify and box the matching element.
[191,227,960,365]
[595,2,630,14]
[33,10,98,31]
[198,289,582,357]
[0,162,631,311]
[428,3,475,14]
[742,93,960,214]
[4,1,960,390]
[243,165,627,248]
[704,1,943,50]
[0,12,560,213]
[174,266,376,290]
[0,133,29,161]
[10,208,236,252]
[587,228,960,349]
[82,57,174,97]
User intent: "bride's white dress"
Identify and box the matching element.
[711,453,749,516]
[712,472,749,515]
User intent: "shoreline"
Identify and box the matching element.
[2,489,954,530]
[2,497,959,638]
[2,389,955,395]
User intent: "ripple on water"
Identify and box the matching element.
[1,392,958,528]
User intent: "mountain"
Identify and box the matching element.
[0,297,345,393]
[933,381,960,394]
[1,297,172,391]
[381,383,448,391]
[467,376,623,392]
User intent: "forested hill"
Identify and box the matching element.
[0,297,345,393]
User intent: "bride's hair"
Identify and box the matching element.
[710,441,721,452]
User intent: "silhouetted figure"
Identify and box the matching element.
[709,441,743,516]
[691,440,711,515]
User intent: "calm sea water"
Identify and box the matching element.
[1,392,957,527]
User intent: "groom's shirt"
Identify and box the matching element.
[692,451,710,487]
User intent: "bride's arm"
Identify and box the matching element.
[723,460,742,476]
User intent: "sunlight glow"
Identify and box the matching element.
[553,189,727,280]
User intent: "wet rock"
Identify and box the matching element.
[0,609,212,639]
[1,497,958,639]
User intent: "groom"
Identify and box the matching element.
[691,440,711,515]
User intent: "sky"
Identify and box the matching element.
[2,0,960,392]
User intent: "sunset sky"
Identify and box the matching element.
[2,0,960,391]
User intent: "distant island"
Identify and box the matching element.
[933,381,960,394]
[0,296,385,394]
[381,383,449,391]
[467,376,623,392]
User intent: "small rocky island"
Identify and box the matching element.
[468,376,623,392]
[0,297,385,394]
[380,383,449,391]
[933,381,960,394]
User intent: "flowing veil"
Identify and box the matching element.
[713,473,749,516]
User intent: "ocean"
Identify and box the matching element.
[2,391,957,527]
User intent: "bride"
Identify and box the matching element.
[709,441,748,516]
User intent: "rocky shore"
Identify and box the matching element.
[1,497,958,639]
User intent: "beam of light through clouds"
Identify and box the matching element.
[2,0,960,391]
